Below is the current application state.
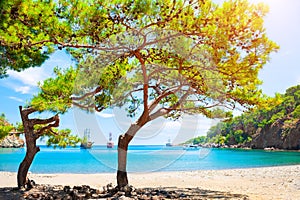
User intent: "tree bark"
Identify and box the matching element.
[17,106,40,189]
[17,106,59,188]
[117,123,141,188]
[17,136,39,189]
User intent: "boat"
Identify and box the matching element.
[80,129,94,149]
[166,138,173,147]
[107,132,114,148]
[80,141,93,149]
[183,144,199,150]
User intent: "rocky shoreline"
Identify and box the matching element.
[0,134,24,148]
[197,143,300,151]
[0,183,248,200]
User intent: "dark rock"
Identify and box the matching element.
[18,184,247,200]
[90,188,97,194]
[135,188,144,194]
[81,185,90,192]
[99,193,113,198]
[85,191,92,198]
[73,186,82,191]
[63,186,70,193]
[71,189,78,199]
[120,184,134,196]
[25,179,34,190]
[179,193,187,197]
[63,194,72,200]
[44,194,54,200]
[251,121,300,150]
[30,180,36,186]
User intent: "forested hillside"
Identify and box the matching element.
[192,85,300,150]
[0,113,13,140]
[0,113,24,148]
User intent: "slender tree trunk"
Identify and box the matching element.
[117,124,141,188]
[17,106,39,189]
[17,106,60,188]
[17,136,39,188]
[117,134,129,187]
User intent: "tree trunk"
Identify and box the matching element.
[17,137,39,189]
[117,124,141,188]
[17,106,39,189]
[17,106,60,188]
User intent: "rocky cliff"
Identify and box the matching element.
[250,120,300,150]
[0,134,24,148]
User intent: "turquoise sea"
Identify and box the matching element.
[0,145,300,173]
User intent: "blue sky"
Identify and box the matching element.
[0,0,299,145]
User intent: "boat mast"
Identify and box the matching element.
[109,132,112,142]
[84,128,91,142]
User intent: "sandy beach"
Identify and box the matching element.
[1,165,299,199]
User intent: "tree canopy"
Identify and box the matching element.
[0,0,56,78]
[1,0,279,187]
[204,85,300,146]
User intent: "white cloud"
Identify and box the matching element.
[14,86,32,94]
[7,67,49,87]
[4,51,75,95]
[96,112,115,118]
[5,67,50,95]
[8,96,24,102]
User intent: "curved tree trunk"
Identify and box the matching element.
[17,136,39,189]
[117,124,141,188]
[17,106,39,189]
[17,106,59,189]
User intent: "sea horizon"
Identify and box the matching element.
[1,145,300,174]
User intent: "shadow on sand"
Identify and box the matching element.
[0,185,248,199]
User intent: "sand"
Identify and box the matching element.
[1,165,300,199]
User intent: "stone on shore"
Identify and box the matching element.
[0,134,24,148]
[0,183,248,200]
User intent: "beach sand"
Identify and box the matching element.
[1,165,299,199]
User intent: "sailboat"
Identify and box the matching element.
[107,132,114,148]
[166,138,173,147]
[80,129,93,149]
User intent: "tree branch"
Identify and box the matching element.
[19,106,36,117]
[72,101,95,110]
[149,108,168,121]
[71,86,103,101]
[148,86,182,114]
[134,50,149,117]
[31,114,59,125]
[35,115,60,137]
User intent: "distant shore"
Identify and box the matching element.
[1,165,299,199]
[194,143,300,151]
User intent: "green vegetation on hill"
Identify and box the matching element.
[191,85,300,146]
[0,113,14,140]
[184,136,207,145]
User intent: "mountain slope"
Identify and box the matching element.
[205,85,300,150]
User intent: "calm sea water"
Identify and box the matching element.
[0,145,300,173]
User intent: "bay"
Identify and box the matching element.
[0,145,300,173]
